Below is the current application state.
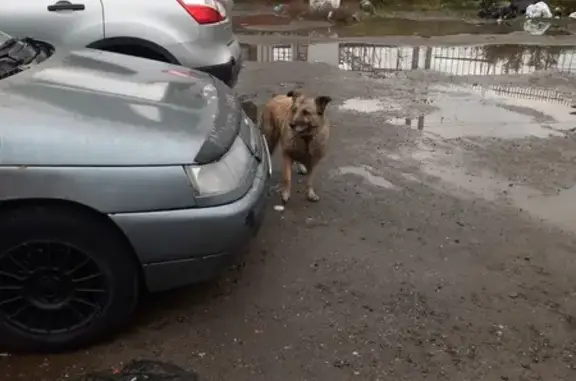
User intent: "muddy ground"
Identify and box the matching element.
[3,10,576,381]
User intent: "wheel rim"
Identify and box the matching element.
[0,241,109,334]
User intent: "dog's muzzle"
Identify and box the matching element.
[290,123,308,133]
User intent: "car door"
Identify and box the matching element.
[0,0,104,48]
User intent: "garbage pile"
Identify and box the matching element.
[272,0,375,24]
[477,0,562,20]
[309,0,374,14]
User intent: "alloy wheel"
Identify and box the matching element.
[0,241,109,334]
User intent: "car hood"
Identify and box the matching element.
[0,48,242,166]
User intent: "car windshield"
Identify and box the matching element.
[0,32,53,80]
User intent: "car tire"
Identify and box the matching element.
[0,204,140,353]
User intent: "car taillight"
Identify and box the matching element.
[176,0,226,24]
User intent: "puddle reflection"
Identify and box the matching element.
[241,42,576,75]
[235,15,573,37]
[341,84,575,139]
[407,84,574,139]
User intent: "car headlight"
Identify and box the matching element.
[185,136,252,197]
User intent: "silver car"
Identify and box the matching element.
[0,0,242,87]
[0,32,270,353]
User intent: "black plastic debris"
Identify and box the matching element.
[71,360,199,381]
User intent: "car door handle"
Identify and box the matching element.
[47,1,85,11]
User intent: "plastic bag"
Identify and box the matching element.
[309,0,341,11]
[523,19,551,35]
[525,1,552,19]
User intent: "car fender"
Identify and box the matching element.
[103,20,195,59]
[59,23,105,50]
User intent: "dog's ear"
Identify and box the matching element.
[315,96,332,115]
[287,89,303,99]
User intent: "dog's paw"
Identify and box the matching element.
[280,189,291,204]
[306,189,320,202]
[295,163,308,175]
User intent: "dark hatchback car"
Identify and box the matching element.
[0,31,270,353]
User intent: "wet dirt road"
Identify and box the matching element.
[4,29,576,381]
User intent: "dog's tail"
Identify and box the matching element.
[259,107,281,156]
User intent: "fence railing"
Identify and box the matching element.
[240,42,576,106]
[242,42,576,74]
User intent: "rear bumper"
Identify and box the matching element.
[111,143,270,292]
[173,36,243,88]
[197,53,242,87]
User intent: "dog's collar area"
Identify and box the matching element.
[295,130,315,139]
[300,134,313,153]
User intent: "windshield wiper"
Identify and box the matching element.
[0,37,53,80]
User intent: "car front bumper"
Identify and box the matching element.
[111,140,270,292]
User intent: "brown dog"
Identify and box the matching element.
[259,89,332,204]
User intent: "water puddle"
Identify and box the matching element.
[235,13,292,27]
[235,13,332,33]
[397,142,576,233]
[344,79,575,138]
[515,186,576,230]
[390,84,575,140]
[373,86,576,232]
[338,17,572,37]
[339,98,401,113]
[241,42,576,75]
[342,84,575,140]
[335,165,398,189]
[235,14,574,37]
[244,42,576,140]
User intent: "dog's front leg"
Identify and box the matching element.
[281,154,293,204]
[305,163,320,202]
